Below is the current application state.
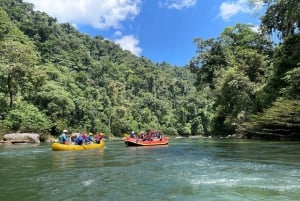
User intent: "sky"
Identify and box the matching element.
[23,0,265,66]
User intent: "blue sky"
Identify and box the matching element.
[23,0,264,66]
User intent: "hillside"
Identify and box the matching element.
[0,0,299,140]
[0,0,204,136]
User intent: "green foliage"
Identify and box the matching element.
[3,100,50,132]
[214,68,255,129]
[35,80,75,121]
[0,6,40,119]
[260,0,300,40]
[190,23,274,134]
[189,37,228,89]
[163,127,178,136]
[188,2,300,137]
[263,34,300,104]
[273,34,300,77]
[241,99,300,139]
[0,0,299,139]
[281,66,300,98]
[0,0,204,135]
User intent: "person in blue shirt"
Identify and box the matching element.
[85,134,92,144]
[75,133,83,145]
[58,129,68,144]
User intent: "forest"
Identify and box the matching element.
[0,0,299,139]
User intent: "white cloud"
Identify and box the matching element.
[250,24,260,32]
[159,0,197,10]
[114,31,123,37]
[114,35,142,56]
[23,0,141,29]
[219,0,263,20]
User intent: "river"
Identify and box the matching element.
[0,138,299,201]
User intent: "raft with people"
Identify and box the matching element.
[52,130,105,151]
[124,130,168,146]
[51,140,105,151]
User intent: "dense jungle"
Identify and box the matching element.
[0,0,299,139]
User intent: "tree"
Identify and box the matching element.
[189,24,272,134]
[0,7,38,108]
[189,38,228,89]
[281,67,300,99]
[214,68,256,133]
[34,80,75,129]
[0,0,202,136]
[3,100,50,132]
[260,0,300,40]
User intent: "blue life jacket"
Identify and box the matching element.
[85,135,91,143]
[76,135,83,144]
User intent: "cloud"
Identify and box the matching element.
[23,0,141,29]
[219,0,263,20]
[114,31,123,37]
[114,35,142,56]
[159,0,197,10]
[23,0,142,56]
[250,24,260,33]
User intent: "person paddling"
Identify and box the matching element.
[95,133,103,144]
[75,133,83,145]
[58,129,69,144]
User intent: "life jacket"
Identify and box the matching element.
[85,135,91,143]
[96,134,103,143]
[76,135,83,144]
[59,134,66,143]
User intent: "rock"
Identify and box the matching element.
[3,133,40,144]
[46,137,58,143]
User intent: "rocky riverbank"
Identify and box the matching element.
[0,133,40,144]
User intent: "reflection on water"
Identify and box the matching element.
[0,139,299,201]
[126,144,169,150]
[52,148,105,169]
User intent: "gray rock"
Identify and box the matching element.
[3,133,40,144]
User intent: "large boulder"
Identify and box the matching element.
[3,133,40,144]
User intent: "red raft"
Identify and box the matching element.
[124,136,169,146]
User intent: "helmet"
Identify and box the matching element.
[63,129,68,133]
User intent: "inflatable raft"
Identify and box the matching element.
[124,137,168,146]
[52,140,104,151]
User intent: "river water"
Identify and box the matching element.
[0,138,299,201]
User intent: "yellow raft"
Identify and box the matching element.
[51,140,105,151]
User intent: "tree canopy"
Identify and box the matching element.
[189,0,300,139]
[0,0,299,140]
[0,0,201,137]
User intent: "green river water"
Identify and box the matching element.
[0,138,299,201]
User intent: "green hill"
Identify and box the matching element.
[0,0,203,137]
[0,0,299,140]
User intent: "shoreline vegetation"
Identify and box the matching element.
[1,132,298,146]
[0,0,299,140]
